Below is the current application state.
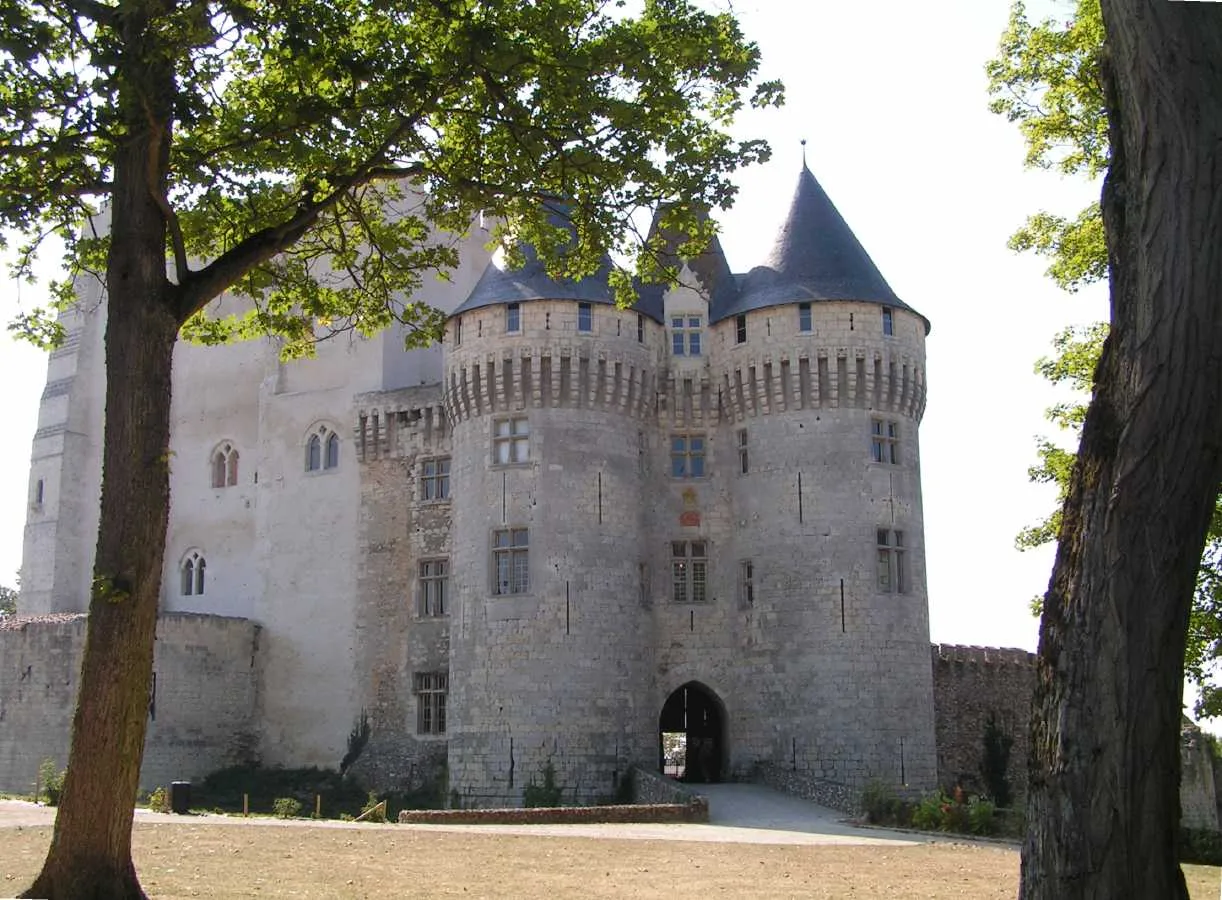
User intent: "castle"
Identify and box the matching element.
[6,162,943,807]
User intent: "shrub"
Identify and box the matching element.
[523,760,565,808]
[339,709,370,777]
[147,786,171,814]
[360,791,387,823]
[1180,827,1222,866]
[38,759,66,807]
[967,795,997,836]
[911,791,947,831]
[272,797,303,819]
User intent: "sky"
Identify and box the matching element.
[0,0,1105,655]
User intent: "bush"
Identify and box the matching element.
[860,779,912,826]
[522,760,565,808]
[147,786,171,814]
[966,795,997,836]
[38,759,66,807]
[360,791,387,823]
[272,797,303,819]
[911,791,947,831]
[1180,827,1222,866]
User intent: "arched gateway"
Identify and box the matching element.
[658,682,726,783]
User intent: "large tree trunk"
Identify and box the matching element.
[23,5,177,897]
[1020,3,1222,898]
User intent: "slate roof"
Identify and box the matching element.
[449,202,648,318]
[712,165,929,333]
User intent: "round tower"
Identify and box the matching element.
[442,212,665,806]
[711,164,935,790]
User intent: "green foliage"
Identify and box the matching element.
[1179,828,1222,867]
[966,795,999,837]
[1,0,783,354]
[272,796,303,819]
[980,714,1014,810]
[38,758,65,806]
[194,764,367,817]
[0,585,16,619]
[523,760,565,808]
[860,780,912,827]
[339,708,370,776]
[146,786,171,814]
[360,791,387,823]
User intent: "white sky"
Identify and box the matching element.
[0,0,1104,655]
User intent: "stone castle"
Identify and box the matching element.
[10,161,1205,821]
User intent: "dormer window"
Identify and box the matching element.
[671,316,702,356]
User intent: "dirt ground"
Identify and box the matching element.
[4,823,1221,899]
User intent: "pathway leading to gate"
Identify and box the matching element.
[0,783,944,848]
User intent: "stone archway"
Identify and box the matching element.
[658,681,726,783]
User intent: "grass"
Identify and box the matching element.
[3,822,1221,899]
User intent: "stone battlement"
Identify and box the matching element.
[933,643,1035,667]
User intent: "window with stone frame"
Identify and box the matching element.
[577,301,593,333]
[454,315,463,346]
[739,560,754,607]
[493,417,530,465]
[670,433,706,478]
[671,541,708,603]
[211,442,239,488]
[306,425,340,472]
[506,302,521,333]
[876,529,907,593]
[180,551,206,596]
[414,671,448,735]
[882,306,894,336]
[492,527,529,595]
[670,315,702,356]
[798,302,813,333]
[871,419,900,465]
[420,456,451,500]
[737,428,748,475]
[735,314,747,344]
[418,559,448,617]
[637,313,645,343]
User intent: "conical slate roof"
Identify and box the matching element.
[714,165,929,332]
[449,203,618,318]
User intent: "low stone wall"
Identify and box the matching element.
[629,765,702,806]
[0,612,261,794]
[750,762,858,814]
[399,799,708,825]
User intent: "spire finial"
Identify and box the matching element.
[800,138,807,167]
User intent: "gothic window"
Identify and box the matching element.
[671,315,702,356]
[871,419,900,465]
[882,307,894,336]
[877,529,907,593]
[577,301,593,333]
[418,559,448,617]
[414,672,448,735]
[493,417,529,465]
[306,425,340,473]
[671,541,708,603]
[798,302,812,333]
[492,528,529,595]
[211,442,239,488]
[421,457,451,501]
[180,551,206,597]
[670,434,706,478]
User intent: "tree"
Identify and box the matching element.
[1012,0,1222,896]
[0,585,16,618]
[989,0,1222,716]
[0,3,781,897]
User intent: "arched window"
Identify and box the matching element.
[181,551,206,596]
[211,442,239,488]
[306,425,340,472]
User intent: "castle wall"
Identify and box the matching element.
[0,613,260,794]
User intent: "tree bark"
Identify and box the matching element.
[1020,3,1222,898]
[23,4,178,897]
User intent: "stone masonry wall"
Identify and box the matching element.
[931,643,1034,805]
[0,612,260,794]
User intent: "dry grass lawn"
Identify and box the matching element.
[3,823,1220,899]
